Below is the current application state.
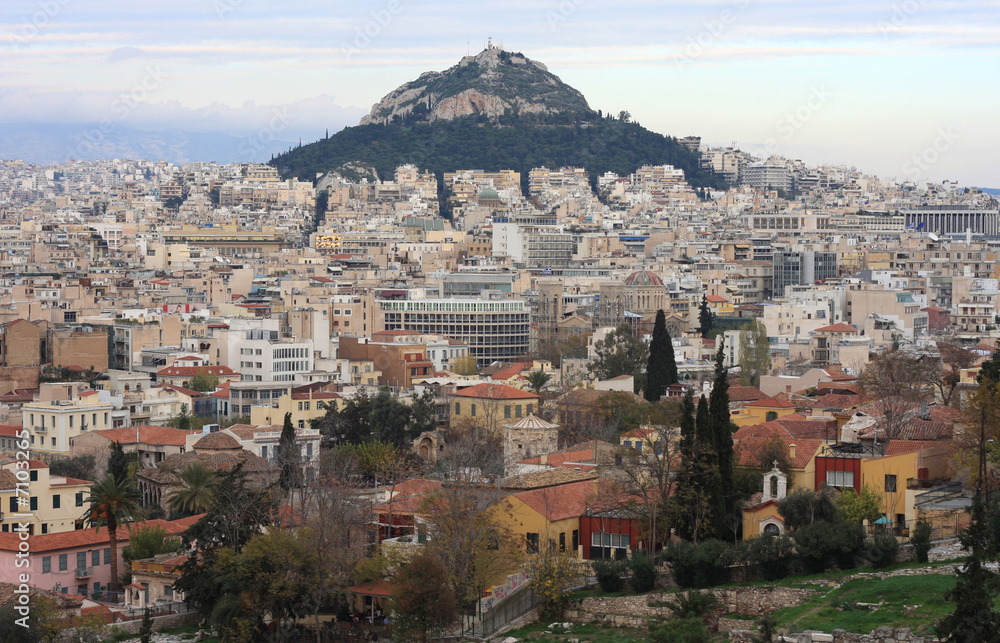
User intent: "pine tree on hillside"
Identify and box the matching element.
[277,412,301,491]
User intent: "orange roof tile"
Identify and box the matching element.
[510,479,596,521]
[89,425,197,447]
[814,323,858,333]
[0,515,202,553]
[452,383,539,400]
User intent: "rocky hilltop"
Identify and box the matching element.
[359,43,592,125]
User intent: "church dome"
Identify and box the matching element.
[624,270,664,287]
[478,188,500,201]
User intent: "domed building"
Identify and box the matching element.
[477,187,504,209]
[598,270,668,324]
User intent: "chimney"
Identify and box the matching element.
[786,385,792,394]
[789,443,797,461]
[540,453,547,465]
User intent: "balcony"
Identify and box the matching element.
[75,567,92,579]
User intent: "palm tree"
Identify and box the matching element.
[166,462,218,517]
[83,475,145,592]
[525,370,552,408]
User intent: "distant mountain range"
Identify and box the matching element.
[271,46,724,190]
[0,122,296,166]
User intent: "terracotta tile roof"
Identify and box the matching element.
[510,479,596,521]
[733,421,791,440]
[883,440,941,456]
[503,468,597,491]
[452,383,539,400]
[728,385,768,402]
[746,397,797,409]
[51,476,93,487]
[735,437,824,469]
[705,295,728,303]
[814,323,858,333]
[813,393,861,410]
[776,416,837,440]
[490,361,535,381]
[90,425,196,447]
[0,515,203,553]
[0,425,22,437]
[156,383,205,398]
[349,580,393,597]
[516,441,614,470]
[0,469,18,490]
[193,431,242,450]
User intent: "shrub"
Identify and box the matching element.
[792,520,864,573]
[752,615,777,643]
[746,532,795,581]
[661,540,732,588]
[664,590,719,619]
[649,617,712,643]
[866,532,899,568]
[628,551,657,593]
[911,519,933,563]
[592,557,627,593]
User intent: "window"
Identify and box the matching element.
[164,585,173,597]
[42,524,48,534]
[76,492,84,507]
[515,405,522,418]
[526,533,539,553]
[885,474,897,493]
[527,404,533,415]
[826,469,855,488]
[77,552,87,571]
[765,411,778,422]
[92,550,100,566]
[504,405,511,419]
[30,497,37,511]
[559,532,566,552]
[42,557,51,574]
[59,554,68,571]
[53,495,60,509]
[471,404,477,417]
[572,529,579,551]
[454,402,460,415]
[30,470,37,482]
[104,548,111,565]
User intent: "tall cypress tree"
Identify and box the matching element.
[709,338,736,536]
[646,309,674,402]
[108,442,130,484]
[698,295,715,338]
[679,388,696,458]
[277,412,300,491]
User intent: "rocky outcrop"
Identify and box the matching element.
[359,44,591,125]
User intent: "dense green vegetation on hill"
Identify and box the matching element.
[270,115,726,192]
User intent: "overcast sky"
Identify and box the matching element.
[1,0,998,185]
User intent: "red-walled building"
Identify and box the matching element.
[579,512,645,560]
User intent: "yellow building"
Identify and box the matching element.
[742,464,789,538]
[491,477,596,556]
[24,385,114,456]
[618,425,678,455]
[449,383,540,433]
[731,398,798,427]
[859,441,952,534]
[250,391,342,429]
[0,461,91,535]
[705,294,735,316]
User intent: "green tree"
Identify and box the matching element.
[911,519,933,563]
[525,369,552,397]
[277,412,301,491]
[451,354,479,375]
[369,388,414,446]
[650,617,712,643]
[837,484,883,525]
[778,488,839,530]
[936,495,1000,642]
[187,371,221,392]
[123,525,183,563]
[49,454,97,482]
[525,549,584,620]
[709,339,736,537]
[138,608,153,643]
[588,322,648,393]
[107,441,130,484]
[83,475,145,591]
[168,403,193,432]
[166,462,218,517]
[408,390,438,435]
[698,295,715,338]
[645,309,678,402]
[738,319,771,387]
[390,553,459,643]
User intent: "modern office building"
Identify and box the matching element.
[772,251,838,297]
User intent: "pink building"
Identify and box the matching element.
[0,515,200,600]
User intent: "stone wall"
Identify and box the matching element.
[69,610,201,641]
[729,626,938,642]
